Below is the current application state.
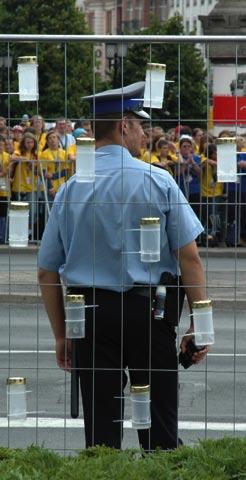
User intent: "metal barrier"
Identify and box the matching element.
[0,34,245,453]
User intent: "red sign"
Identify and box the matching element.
[213,95,246,125]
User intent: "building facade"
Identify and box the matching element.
[168,0,218,34]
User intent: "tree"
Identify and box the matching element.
[116,15,207,127]
[0,0,101,120]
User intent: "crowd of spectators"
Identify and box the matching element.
[0,114,93,242]
[0,114,245,247]
[138,123,246,248]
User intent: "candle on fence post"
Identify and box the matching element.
[130,385,151,430]
[65,294,86,339]
[140,217,160,262]
[7,377,27,420]
[193,300,214,346]
[18,56,39,101]
[216,137,237,183]
[9,201,29,248]
[75,137,95,182]
[143,63,166,109]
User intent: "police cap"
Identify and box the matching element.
[83,82,150,119]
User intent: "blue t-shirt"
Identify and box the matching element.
[38,145,203,291]
[228,152,246,193]
[175,155,201,198]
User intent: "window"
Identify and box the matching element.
[135,0,142,22]
[186,20,189,32]
[193,0,197,5]
[159,0,167,20]
[127,0,133,20]
[87,12,95,32]
[186,0,190,6]
[106,10,112,34]
[193,18,197,31]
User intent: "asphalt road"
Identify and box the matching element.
[0,302,245,452]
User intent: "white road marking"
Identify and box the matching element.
[0,351,246,357]
[0,417,246,431]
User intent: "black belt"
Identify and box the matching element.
[67,286,155,299]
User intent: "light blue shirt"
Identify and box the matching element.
[38,145,203,291]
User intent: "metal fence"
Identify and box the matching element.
[0,34,246,454]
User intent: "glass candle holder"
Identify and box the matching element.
[65,294,86,339]
[18,56,39,102]
[130,385,151,430]
[140,217,160,262]
[9,201,29,248]
[216,137,237,183]
[7,377,27,420]
[193,299,214,346]
[75,137,95,182]
[143,63,166,109]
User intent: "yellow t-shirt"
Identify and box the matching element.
[142,150,159,164]
[36,132,47,153]
[201,157,223,197]
[38,148,67,193]
[12,150,37,193]
[137,148,147,161]
[0,151,10,197]
[66,144,76,178]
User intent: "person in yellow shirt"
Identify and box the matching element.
[142,135,163,164]
[151,138,176,176]
[10,132,38,239]
[12,125,24,151]
[30,115,47,153]
[38,129,68,202]
[201,143,227,247]
[0,136,10,243]
[192,128,203,155]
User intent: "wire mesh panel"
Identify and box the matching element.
[0,33,245,454]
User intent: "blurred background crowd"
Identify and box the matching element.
[0,114,245,247]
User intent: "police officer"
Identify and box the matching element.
[38,82,208,451]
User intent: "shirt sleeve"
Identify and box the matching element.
[38,202,65,272]
[165,176,204,251]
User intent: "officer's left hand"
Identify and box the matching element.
[56,337,72,371]
[180,327,209,365]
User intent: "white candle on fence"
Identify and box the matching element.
[193,300,214,346]
[75,137,95,182]
[143,63,166,109]
[7,377,27,420]
[18,56,39,102]
[216,137,237,183]
[9,201,29,248]
[130,385,151,430]
[65,294,86,339]
[140,217,160,263]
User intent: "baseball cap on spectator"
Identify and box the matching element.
[22,114,29,121]
[73,127,86,139]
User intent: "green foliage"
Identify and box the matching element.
[0,439,246,479]
[119,15,207,127]
[0,0,100,119]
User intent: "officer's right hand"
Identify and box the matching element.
[56,337,72,371]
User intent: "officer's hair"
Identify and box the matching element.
[95,112,137,141]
